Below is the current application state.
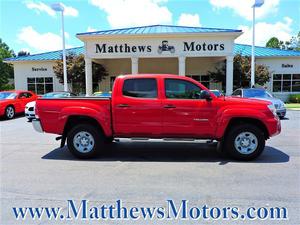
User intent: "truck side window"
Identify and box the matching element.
[165,79,202,99]
[123,78,157,98]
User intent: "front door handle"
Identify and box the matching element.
[117,104,130,108]
[164,104,176,109]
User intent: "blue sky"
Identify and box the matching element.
[1,0,299,54]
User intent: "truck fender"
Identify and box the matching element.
[58,106,112,137]
[215,108,267,139]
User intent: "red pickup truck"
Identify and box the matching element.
[32,74,281,160]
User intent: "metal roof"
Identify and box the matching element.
[4,46,84,62]
[77,24,242,36]
[234,44,300,57]
[4,44,300,62]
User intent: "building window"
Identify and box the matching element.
[27,77,53,94]
[273,74,300,92]
[187,75,210,88]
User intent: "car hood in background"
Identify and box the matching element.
[251,97,284,109]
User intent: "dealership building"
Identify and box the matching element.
[4,25,300,100]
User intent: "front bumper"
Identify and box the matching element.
[32,119,43,133]
[276,108,286,117]
[25,112,35,119]
[267,116,281,137]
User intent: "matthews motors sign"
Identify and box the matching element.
[95,40,225,54]
[86,37,233,58]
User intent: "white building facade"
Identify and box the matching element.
[5,25,300,101]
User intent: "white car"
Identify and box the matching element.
[25,101,36,121]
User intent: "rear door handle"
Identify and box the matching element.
[117,104,130,108]
[164,104,176,109]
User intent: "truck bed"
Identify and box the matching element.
[36,97,112,136]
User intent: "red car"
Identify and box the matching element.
[0,90,37,119]
[32,74,281,161]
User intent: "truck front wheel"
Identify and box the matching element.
[224,124,265,161]
[67,124,105,159]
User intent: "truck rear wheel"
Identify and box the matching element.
[224,124,265,161]
[67,124,105,159]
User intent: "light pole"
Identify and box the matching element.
[251,0,264,88]
[51,3,68,92]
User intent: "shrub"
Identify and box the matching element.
[288,94,300,103]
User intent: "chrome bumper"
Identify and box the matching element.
[32,119,43,133]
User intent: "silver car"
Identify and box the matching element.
[232,88,286,119]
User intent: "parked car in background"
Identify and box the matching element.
[93,91,112,97]
[0,90,37,119]
[232,88,286,119]
[210,89,223,97]
[25,91,76,121]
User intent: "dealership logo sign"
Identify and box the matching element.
[158,40,175,54]
[95,40,225,54]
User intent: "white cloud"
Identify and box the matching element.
[25,1,78,17]
[61,3,79,17]
[25,1,55,17]
[235,17,293,46]
[18,26,72,52]
[87,26,97,32]
[177,13,201,27]
[90,0,172,28]
[209,0,280,21]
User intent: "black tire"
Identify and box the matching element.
[224,124,265,161]
[5,106,15,119]
[67,124,105,159]
[279,116,284,120]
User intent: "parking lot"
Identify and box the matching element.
[1,110,300,224]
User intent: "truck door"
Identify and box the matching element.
[113,78,162,137]
[162,78,216,138]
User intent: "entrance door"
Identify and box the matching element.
[113,78,162,137]
[162,78,216,138]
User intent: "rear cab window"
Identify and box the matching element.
[122,78,157,98]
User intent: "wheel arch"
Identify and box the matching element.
[61,115,107,148]
[224,117,269,140]
[5,104,15,110]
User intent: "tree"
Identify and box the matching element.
[266,37,281,49]
[0,38,15,90]
[266,32,300,50]
[53,53,108,93]
[18,50,30,56]
[290,31,300,50]
[208,54,270,91]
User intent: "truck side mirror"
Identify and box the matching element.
[200,90,212,101]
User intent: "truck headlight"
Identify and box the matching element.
[268,104,277,116]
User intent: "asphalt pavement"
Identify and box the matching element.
[0,111,299,225]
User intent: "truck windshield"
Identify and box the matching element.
[0,92,17,99]
[243,89,272,98]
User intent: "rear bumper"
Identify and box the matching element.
[32,119,43,133]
